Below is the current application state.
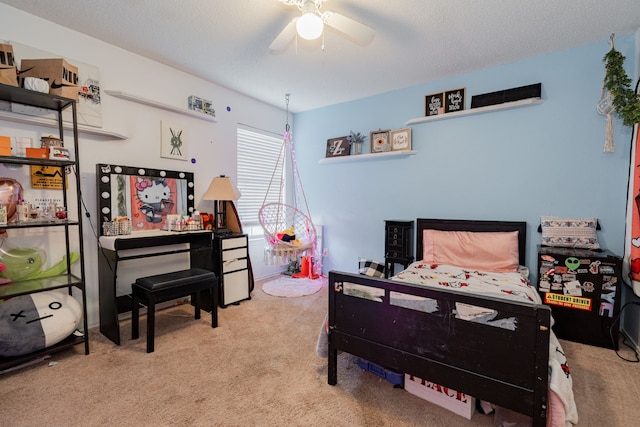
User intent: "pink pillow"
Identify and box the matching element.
[422,230,520,272]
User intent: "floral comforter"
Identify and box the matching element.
[392,262,578,426]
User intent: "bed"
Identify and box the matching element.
[327,218,576,426]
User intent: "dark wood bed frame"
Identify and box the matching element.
[328,219,551,426]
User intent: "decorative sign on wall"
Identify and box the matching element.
[30,165,64,190]
[370,129,391,153]
[444,88,466,113]
[188,95,215,117]
[390,128,412,151]
[161,120,188,161]
[425,92,444,116]
[325,136,350,157]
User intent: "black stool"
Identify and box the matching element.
[131,268,218,353]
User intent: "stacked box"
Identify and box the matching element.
[19,58,79,100]
[25,147,49,159]
[0,136,11,156]
[0,44,18,86]
[405,374,476,420]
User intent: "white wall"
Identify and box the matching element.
[0,3,284,329]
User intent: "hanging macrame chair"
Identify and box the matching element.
[259,96,317,267]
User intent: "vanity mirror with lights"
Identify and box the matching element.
[96,163,195,234]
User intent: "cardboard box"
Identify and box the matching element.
[19,58,79,100]
[0,136,12,156]
[25,147,50,159]
[0,43,18,87]
[405,374,476,420]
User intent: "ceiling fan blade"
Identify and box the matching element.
[323,11,375,45]
[269,19,297,52]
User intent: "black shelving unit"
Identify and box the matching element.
[0,83,89,371]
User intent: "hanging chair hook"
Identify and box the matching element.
[285,93,291,132]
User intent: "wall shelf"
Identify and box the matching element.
[404,98,544,126]
[105,90,217,122]
[0,109,127,139]
[319,150,418,164]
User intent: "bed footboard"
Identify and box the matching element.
[327,271,551,426]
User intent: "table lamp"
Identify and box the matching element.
[202,175,241,234]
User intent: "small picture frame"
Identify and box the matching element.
[370,130,391,153]
[425,92,444,116]
[325,136,350,158]
[390,128,412,151]
[161,120,188,161]
[444,88,465,113]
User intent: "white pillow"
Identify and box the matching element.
[540,216,600,249]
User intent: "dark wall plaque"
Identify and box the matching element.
[444,88,465,113]
[425,92,444,116]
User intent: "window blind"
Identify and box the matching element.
[236,126,285,226]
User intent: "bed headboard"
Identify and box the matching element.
[416,218,527,265]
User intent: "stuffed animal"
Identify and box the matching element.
[0,249,79,282]
[276,226,296,242]
[0,262,9,285]
[0,290,83,356]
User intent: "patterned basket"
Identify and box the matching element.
[102,219,132,236]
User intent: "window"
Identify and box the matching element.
[237,125,285,237]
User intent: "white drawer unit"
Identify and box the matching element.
[215,233,250,307]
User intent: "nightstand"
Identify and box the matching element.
[384,220,414,278]
[537,245,622,349]
[214,233,251,307]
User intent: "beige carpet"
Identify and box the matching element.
[262,275,325,297]
[1,277,639,426]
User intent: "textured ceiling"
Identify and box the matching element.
[1,0,640,112]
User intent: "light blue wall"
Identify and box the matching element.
[293,35,636,274]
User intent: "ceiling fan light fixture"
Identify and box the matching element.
[296,12,324,40]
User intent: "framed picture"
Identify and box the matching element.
[390,128,412,151]
[370,130,391,153]
[161,120,188,161]
[325,136,350,158]
[444,88,465,113]
[425,92,444,116]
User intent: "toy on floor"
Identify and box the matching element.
[292,255,319,279]
[0,290,83,356]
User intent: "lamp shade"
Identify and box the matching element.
[202,175,241,201]
[296,12,324,40]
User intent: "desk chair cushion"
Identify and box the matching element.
[135,268,215,291]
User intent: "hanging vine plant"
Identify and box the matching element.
[603,40,640,127]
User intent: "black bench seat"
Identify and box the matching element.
[131,268,218,353]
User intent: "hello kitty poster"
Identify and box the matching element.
[129,176,178,230]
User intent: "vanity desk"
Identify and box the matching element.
[98,230,214,345]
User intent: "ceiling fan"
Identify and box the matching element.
[269,0,375,52]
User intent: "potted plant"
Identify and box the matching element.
[347,131,367,155]
[603,41,640,127]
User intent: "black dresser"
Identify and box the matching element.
[384,220,414,278]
